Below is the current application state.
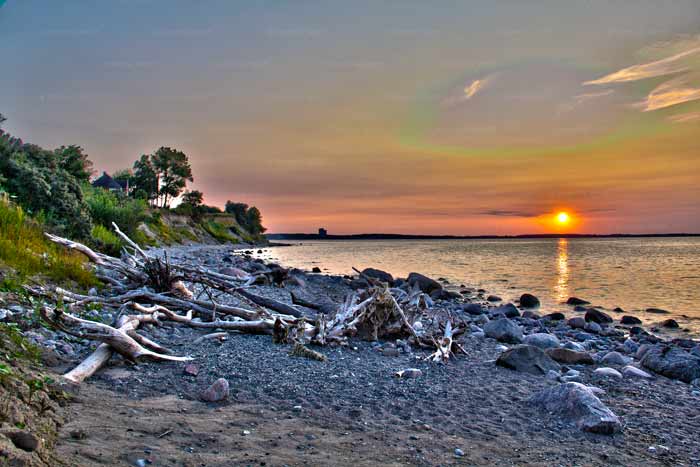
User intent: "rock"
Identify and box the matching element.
[382,347,400,357]
[454,448,465,457]
[621,315,642,325]
[568,317,586,329]
[546,348,595,365]
[593,367,623,379]
[201,378,230,402]
[183,364,199,376]
[0,309,10,321]
[4,431,40,452]
[622,365,653,379]
[646,308,669,314]
[564,341,586,352]
[462,303,485,315]
[491,303,520,318]
[496,345,560,375]
[584,322,602,334]
[521,310,541,320]
[311,267,322,273]
[406,272,442,294]
[543,312,566,321]
[523,333,560,349]
[484,318,523,344]
[350,278,370,290]
[395,368,422,378]
[622,339,639,354]
[660,319,679,329]
[692,346,700,358]
[530,382,621,434]
[566,297,590,306]
[601,351,629,366]
[487,295,502,302]
[546,370,561,381]
[640,345,700,383]
[519,293,540,308]
[585,309,612,324]
[430,289,461,301]
[361,268,394,284]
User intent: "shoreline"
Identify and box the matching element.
[5,241,700,465]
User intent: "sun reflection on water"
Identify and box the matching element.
[554,238,569,303]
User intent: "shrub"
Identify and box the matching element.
[84,186,148,240]
[0,198,97,288]
[201,220,238,243]
[90,225,122,257]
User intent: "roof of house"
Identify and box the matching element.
[92,172,122,190]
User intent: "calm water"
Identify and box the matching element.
[261,238,700,332]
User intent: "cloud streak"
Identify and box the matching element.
[585,46,700,85]
[637,75,700,111]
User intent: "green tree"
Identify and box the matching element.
[132,154,159,205]
[245,206,266,235]
[55,145,93,182]
[224,201,249,225]
[112,168,134,195]
[152,147,193,208]
[181,190,203,208]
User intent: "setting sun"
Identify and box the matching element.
[556,212,570,225]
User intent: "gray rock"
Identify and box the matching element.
[593,367,623,379]
[660,319,679,329]
[601,351,629,366]
[407,272,442,294]
[584,322,602,334]
[201,378,230,402]
[519,293,540,308]
[490,303,520,319]
[585,309,613,324]
[484,318,523,344]
[564,341,586,352]
[530,382,621,434]
[692,346,700,358]
[0,309,10,321]
[487,295,502,302]
[640,345,700,383]
[623,339,639,354]
[454,448,465,457]
[361,268,394,284]
[568,317,586,329]
[523,333,560,349]
[4,431,40,452]
[546,348,595,365]
[396,368,422,378]
[462,303,485,315]
[622,365,652,379]
[646,308,670,314]
[472,331,485,338]
[546,370,561,381]
[496,345,560,375]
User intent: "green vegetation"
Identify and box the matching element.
[201,219,239,243]
[225,201,266,237]
[90,224,123,256]
[0,198,97,287]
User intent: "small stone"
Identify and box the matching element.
[292,405,303,412]
[519,293,540,308]
[601,351,629,366]
[660,319,679,329]
[622,365,652,379]
[523,333,560,349]
[454,448,465,457]
[546,348,595,365]
[568,317,586,329]
[585,322,602,334]
[201,378,229,402]
[395,368,422,378]
[241,430,251,436]
[567,297,590,306]
[593,367,622,379]
[621,315,642,325]
[311,267,322,273]
[487,295,502,302]
[134,459,147,467]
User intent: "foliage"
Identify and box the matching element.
[225,200,266,236]
[0,125,92,238]
[84,185,148,240]
[201,220,239,243]
[112,168,135,196]
[90,224,122,256]
[0,198,97,287]
[132,154,159,204]
[131,147,193,208]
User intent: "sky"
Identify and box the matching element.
[1,0,699,235]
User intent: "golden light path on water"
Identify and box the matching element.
[554,238,569,304]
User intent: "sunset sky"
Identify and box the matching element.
[2,1,699,235]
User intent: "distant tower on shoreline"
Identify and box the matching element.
[318,228,328,237]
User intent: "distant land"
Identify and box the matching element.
[267,232,700,240]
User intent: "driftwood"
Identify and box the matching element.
[39,225,457,384]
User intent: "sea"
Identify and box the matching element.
[260,237,700,333]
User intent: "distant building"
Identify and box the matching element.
[92,172,124,192]
[318,228,328,237]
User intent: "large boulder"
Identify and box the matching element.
[620,315,642,325]
[519,293,540,308]
[496,345,560,375]
[407,272,442,294]
[484,318,523,344]
[361,268,394,284]
[566,297,590,306]
[545,348,594,365]
[523,333,560,349]
[640,346,700,383]
[530,382,622,434]
[585,308,613,324]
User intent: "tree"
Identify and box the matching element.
[225,201,249,225]
[245,206,266,235]
[181,190,203,208]
[132,154,159,205]
[55,145,93,182]
[152,147,193,208]
[0,113,5,128]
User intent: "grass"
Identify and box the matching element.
[0,198,97,288]
[201,220,239,243]
[90,224,123,256]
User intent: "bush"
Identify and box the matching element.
[90,225,122,256]
[0,198,97,288]
[201,220,238,243]
[84,186,148,240]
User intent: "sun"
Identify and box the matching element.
[556,211,570,225]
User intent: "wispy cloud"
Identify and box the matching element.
[463,79,486,99]
[442,75,494,107]
[573,89,614,104]
[668,111,700,123]
[636,75,700,111]
[585,46,700,85]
